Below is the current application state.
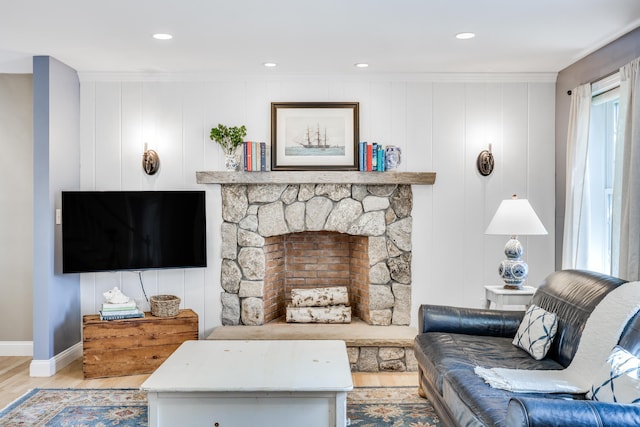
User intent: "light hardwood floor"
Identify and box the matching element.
[0,356,418,410]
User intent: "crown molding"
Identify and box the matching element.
[78,71,557,84]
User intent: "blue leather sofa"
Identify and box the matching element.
[414,270,640,426]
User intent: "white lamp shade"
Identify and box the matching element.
[485,198,547,236]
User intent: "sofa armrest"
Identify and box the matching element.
[418,304,524,337]
[507,397,640,426]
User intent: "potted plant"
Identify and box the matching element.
[210,124,247,171]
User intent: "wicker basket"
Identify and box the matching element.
[150,295,181,317]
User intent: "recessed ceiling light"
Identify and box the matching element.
[263,62,277,68]
[354,63,369,68]
[455,32,476,40]
[153,33,173,40]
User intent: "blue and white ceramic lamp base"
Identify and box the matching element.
[498,237,528,289]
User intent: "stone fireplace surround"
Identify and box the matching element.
[197,172,436,372]
[219,182,414,326]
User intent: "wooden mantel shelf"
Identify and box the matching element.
[196,171,436,185]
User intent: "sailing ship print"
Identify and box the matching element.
[299,123,331,149]
[284,116,346,157]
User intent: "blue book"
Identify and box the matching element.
[260,142,266,171]
[99,309,144,321]
[253,142,259,172]
[243,142,248,171]
[359,142,366,171]
[372,143,378,170]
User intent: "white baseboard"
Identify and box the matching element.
[0,341,33,356]
[29,342,82,377]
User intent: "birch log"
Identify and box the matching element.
[286,305,352,323]
[291,286,349,307]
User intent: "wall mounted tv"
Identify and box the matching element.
[62,191,207,273]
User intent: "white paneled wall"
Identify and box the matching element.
[79,74,555,337]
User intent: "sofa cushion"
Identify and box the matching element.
[414,332,563,395]
[512,304,558,360]
[587,346,640,404]
[445,367,581,427]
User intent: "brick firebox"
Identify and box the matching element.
[263,231,369,324]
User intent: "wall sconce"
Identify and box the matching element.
[477,144,495,176]
[142,143,160,175]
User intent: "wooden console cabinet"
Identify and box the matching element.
[82,308,198,379]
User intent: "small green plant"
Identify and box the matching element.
[209,124,247,154]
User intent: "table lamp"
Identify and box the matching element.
[485,195,547,289]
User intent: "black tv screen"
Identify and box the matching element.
[62,191,207,273]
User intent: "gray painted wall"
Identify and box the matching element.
[32,56,81,360]
[555,26,640,270]
[0,74,33,341]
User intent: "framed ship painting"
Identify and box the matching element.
[271,102,359,171]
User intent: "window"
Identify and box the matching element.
[585,74,620,274]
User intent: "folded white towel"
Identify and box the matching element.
[475,280,640,393]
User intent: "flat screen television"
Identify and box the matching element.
[62,191,207,273]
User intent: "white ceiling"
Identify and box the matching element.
[2,0,640,75]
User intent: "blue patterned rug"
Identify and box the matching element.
[347,386,441,426]
[0,387,440,426]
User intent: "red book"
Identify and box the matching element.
[366,144,372,171]
[246,140,252,171]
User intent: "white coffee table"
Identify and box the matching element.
[140,340,353,427]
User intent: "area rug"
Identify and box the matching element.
[0,387,440,427]
[347,386,441,426]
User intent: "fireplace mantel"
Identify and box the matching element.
[196,171,436,185]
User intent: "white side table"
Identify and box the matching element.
[484,285,536,310]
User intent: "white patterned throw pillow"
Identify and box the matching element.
[587,346,640,404]
[512,304,558,360]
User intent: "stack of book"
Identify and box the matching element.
[242,141,270,171]
[99,300,144,321]
[358,142,386,172]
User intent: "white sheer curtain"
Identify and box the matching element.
[612,58,640,281]
[562,84,593,269]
